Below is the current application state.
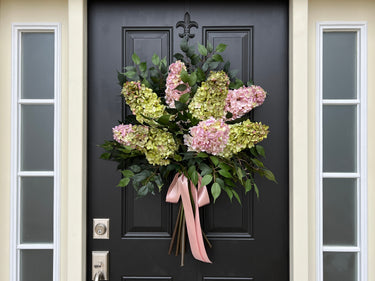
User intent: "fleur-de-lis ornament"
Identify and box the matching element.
[176,12,198,41]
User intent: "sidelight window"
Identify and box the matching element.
[316,23,367,281]
[11,24,61,281]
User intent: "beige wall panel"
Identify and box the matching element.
[0,0,68,280]
[308,0,375,280]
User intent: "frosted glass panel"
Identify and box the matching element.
[21,32,54,99]
[21,105,54,171]
[323,105,357,172]
[20,250,53,281]
[20,177,53,243]
[323,178,357,245]
[323,32,357,99]
[324,252,357,281]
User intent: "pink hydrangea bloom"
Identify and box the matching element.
[113,124,134,146]
[225,85,267,120]
[165,60,191,108]
[184,117,230,155]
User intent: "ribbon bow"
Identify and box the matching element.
[166,173,212,263]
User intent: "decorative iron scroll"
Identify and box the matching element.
[176,12,198,41]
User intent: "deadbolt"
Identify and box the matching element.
[93,218,110,239]
[95,223,107,235]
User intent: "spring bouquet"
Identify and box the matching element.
[100,40,275,265]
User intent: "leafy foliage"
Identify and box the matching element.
[100,40,276,202]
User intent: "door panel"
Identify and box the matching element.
[88,1,289,280]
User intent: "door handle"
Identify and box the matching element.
[92,251,109,280]
[94,271,103,281]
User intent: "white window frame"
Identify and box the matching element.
[316,22,367,281]
[10,23,61,281]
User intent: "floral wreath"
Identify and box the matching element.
[101,39,276,266]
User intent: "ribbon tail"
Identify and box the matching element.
[166,174,211,263]
[190,181,212,263]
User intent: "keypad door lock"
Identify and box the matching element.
[93,218,110,239]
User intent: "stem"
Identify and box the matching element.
[175,206,184,256]
[202,232,213,248]
[180,215,186,267]
[168,204,182,255]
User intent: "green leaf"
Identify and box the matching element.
[175,100,188,111]
[161,57,168,67]
[179,92,190,104]
[129,165,141,173]
[245,179,252,193]
[229,69,239,79]
[226,112,233,119]
[188,165,198,186]
[133,170,151,184]
[218,162,231,171]
[117,71,127,86]
[223,61,230,72]
[196,68,206,82]
[249,147,259,157]
[215,177,225,188]
[211,182,221,203]
[139,62,147,72]
[199,163,212,176]
[196,152,208,158]
[190,54,200,65]
[137,184,149,197]
[232,190,242,205]
[154,174,163,191]
[142,78,151,88]
[180,70,189,83]
[100,152,111,160]
[180,39,189,52]
[207,42,214,53]
[201,174,213,187]
[124,71,137,79]
[215,43,227,52]
[223,186,233,201]
[188,72,197,86]
[198,43,208,56]
[264,170,277,183]
[122,170,134,178]
[208,61,220,69]
[132,53,141,65]
[117,177,130,187]
[175,84,187,91]
[157,114,171,125]
[254,183,259,198]
[212,54,224,62]
[210,156,219,166]
[152,53,160,65]
[256,145,266,158]
[124,65,137,72]
[251,158,264,168]
[218,169,233,178]
[173,53,184,61]
[202,62,209,72]
[236,167,243,184]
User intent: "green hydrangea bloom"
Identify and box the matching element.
[144,128,178,166]
[220,120,269,158]
[122,81,166,124]
[188,71,230,120]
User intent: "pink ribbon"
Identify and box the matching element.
[166,174,212,263]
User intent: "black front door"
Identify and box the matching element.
[87,1,289,280]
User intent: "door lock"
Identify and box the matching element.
[92,251,109,280]
[93,218,109,239]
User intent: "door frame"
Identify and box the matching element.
[65,0,309,280]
